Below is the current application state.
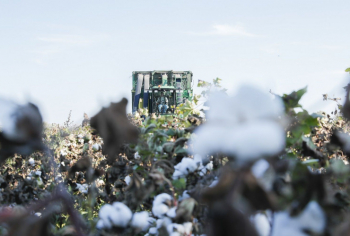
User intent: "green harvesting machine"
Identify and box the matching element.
[131,70,193,115]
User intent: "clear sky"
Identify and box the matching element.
[0,0,349,124]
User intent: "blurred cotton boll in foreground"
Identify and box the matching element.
[190,85,285,162]
[250,213,271,236]
[0,99,42,142]
[271,201,326,236]
[0,98,43,163]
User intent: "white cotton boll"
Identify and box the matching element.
[98,202,133,229]
[250,213,270,236]
[148,227,157,235]
[209,179,218,188]
[92,144,100,151]
[60,150,67,156]
[271,201,325,236]
[76,183,88,194]
[297,201,326,233]
[193,154,203,164]
[28,158,35,166]
[35,171,42,176]
[172,170,184,180]
[96,219,105,229]
[96,179,105,187]
[153,193,172,218]
[156,217,172,230]
[111,202,133,227]
[77,134,84,139]
[124,176,131,185]
[220,120,285,160]
[234,86,284,121]
[272,212,306,236]
[183,222,193,234]
[153,204,171,218]
[34,212,41,217]
[191,120,285,162]
[205,161,213,171]
[172,158,199,179]
[167,207,177,218]
[131,211,151,230]
[251,159,270,179]
[179,158,199,173]
[205,92,238,124]
[134,151,141,159]
[99,204,115,229]
[36,177,44,186]
[179,190,190,201]
[190,85,285,163]
[167,223,185,235]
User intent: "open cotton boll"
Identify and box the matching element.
[251,159,270,179]
[96,219,105,229]
[134,151,141,159]
[124,175,131,185]
[172,157,200,180]
[131,211,152,231]
[98,204,116,229]
[167,223,186,235]
[183,222,193,235]
[156,217,172,229]
[209,179,219,188]
[92,144,101,151]
[271,201,326,236]
[152,193,172,218]
[250,213,270,236]
[190,85,285,163]
[179,190,190,201]
[76,183,89,194]
[166,207,177,218]
[111,202,133,227]
[28,158,35,166]
[148,227,157,235]
[191,120,285,162]
[233,85,284,121]
[98,202,133,229]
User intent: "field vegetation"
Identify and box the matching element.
[1,75,350,236]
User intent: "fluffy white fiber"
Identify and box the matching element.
[190,85,285,162]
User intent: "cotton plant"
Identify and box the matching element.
[189,85,285,163]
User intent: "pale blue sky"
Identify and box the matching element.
[0,1,349,124]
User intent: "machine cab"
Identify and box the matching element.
[131,70,193,115]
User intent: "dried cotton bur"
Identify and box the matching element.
[90,98,139,164]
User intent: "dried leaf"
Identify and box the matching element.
[90,98,139,163]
